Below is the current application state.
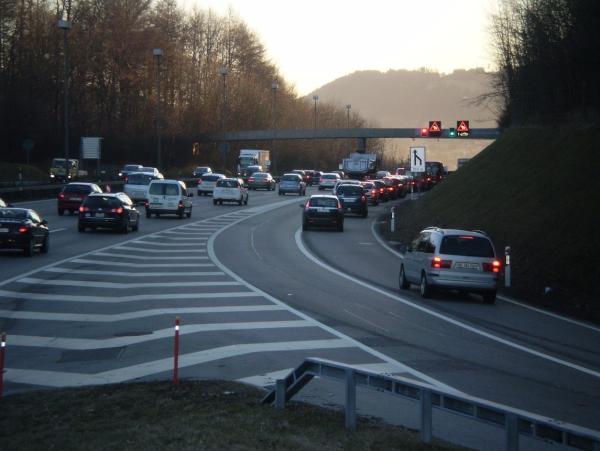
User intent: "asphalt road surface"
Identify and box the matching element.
[1,187,598,436]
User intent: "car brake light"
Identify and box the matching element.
[18,226,29,234]
[198,180,202,185]
[361,195,366,202]
[431,256,452,269]
[371,189,377,195]
[58,193,65,200]
[124,176,128,183]
[110,207,124,214]
[248,178,254,182]
[79,206,90,213]
[178,201,184,208]
[304,201,310,210]
[483,260,501,273]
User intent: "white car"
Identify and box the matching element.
[318,173,341,190]
[123,172,164,203]
[212,178,248,206]
[146,179,193,218]
[197,173,226,196]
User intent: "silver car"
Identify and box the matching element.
[399,227,500,303]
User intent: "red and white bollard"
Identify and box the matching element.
[0,332,6,399]
[173,318,180,385]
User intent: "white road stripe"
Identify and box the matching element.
[5,339,352,387]
[158,230,213,236]
[143,236,210,241]
[10,320,313,349]
[94,252,208,260]
[42,267,225,277]
[49,228,67,234]
[131,240,206,246]
[0,290,258,303]
[0,305,286,322]
[70,259,213,268]
[113,246,206,253]
[299,228,600,380]
[15,277,240,289]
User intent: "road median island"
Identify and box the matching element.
[0,380,457,450]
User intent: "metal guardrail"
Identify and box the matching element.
[262,357,600,450]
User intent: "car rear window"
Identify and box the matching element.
[83,196,122,208]
[309,198,338,208]
[337,186,363,196]
[0,209,27,219]
[440,236,495,257]
[63,185,92,194]
[281,175,300,182]
[202,174,223,182]
[322,174,337,180]
[253,173,268,178]
[123,165,142,172]
[127,174,154,185]
[216,179,240,188]
[149,183,179,195]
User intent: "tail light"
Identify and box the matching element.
[144,201,149,208]
[79,206,90,213]
[431,256,452,269]
[379,188,384,193]
[197,180,202,185]
[248,178,254,183]
[483,260,501,273]
[110,207,124,214]
[388,187,394,191]
[371,189,377,196]
[361,195,366,202]
[18,226,29,234]
[124,176,128,183]
[337,202,343,212]
[178,201,184,209]
[58,193,65,200]
[304,201,310,211]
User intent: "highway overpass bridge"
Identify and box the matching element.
[197,128,501,152]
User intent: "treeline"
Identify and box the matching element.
[0,0,371,172]
[491,0,600,127]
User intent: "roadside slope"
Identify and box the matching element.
[383,127,600,322]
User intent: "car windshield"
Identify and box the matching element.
[64,185,92,194]
[440,235,495,257]
[217,179,239,188]
[309,198,338,208]
[149,183,179,195]
[0,209,27,219]
[281,175,299,182]
[126,174,154,185]
[337,186,363,196]
[83,196,122,208]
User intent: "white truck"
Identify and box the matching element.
[342,152,378,179]
[237,149,270,179]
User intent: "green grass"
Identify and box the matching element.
[0,380,458,451]
[381,126,600,322]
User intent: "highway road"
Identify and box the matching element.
[1,187,599,435]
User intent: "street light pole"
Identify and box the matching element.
[218,67,229,169]
[58,19,71,181]
[271,81,279,173]
[312,95,319,129]
[153,48,163,169]
[346,104,351,128]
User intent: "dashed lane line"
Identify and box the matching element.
[69,259,213,268]
[42,267,225,277]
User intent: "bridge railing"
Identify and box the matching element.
[262,357,599,451]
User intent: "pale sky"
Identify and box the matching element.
[181,0,497,95]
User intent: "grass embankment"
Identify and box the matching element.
[382,126,600,323]
[0,162,48,183]
[0,381,456,450]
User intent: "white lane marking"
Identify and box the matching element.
[130,240,207,246]
[4,339,352,387]
[10,320,313,349]
[159,230,212,235]
[0,305,286,322]
[142,236,210,241]
[237,368,293,387]
[301,228,600,379]
[94,252,208,260]
[0,289,258,303]
[42,267,225,277]
[112,246,205,253]
[49,228,67,234]
[370,219,600,333]
[250,225,263,261]
[343,308,390,334]
[69,259,213,268]
[208,215,463,395]
[15,277,240,289]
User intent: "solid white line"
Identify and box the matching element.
[0,289,258,303]
[299,228,600,379]
[370,220,600,333]
[15,277,240,289]
[49,228,67,234]
[158,230,213,236]
[5,339,352,387]
[69,258,212,267]
[0,305,286,322]
[131,241,206,246]
[113,245,206,253]
[93,252,208,260]
[42,267,225,277]
[343,308,390,334]
[142,236,210,241]
[10,320,313,349]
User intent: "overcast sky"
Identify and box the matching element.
[181,0,497,95]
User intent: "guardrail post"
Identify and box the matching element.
[420,388,432,444]
[390,207,395,233]
[0,332,6,399]
[275,379,286,410]
[345,369,356,429]
[506,413,519,450]
[505,246,511,288]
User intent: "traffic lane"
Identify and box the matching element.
[0,192,278,283]
[216,201,600,429]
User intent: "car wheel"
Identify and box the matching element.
[121,219,129,234]
[186,208,192,218]
[146,209,152,219]
[362,209,368,218]
[58,208,64,216]
[40,235,49,254]
[178,209,184,219]
[244,197,248,205]
[278,191,283,196]
[420,272,431,298]
[399,265,410,290]
[337,222,344,232]
[23,239,34,257]
[238,198,242,206]
[132,219,139,231]
[482,291,497,304]
[78,224,85,233]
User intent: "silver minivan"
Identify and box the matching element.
[399,227,500,303]
[123,171,164,203]
[146,179,193,219]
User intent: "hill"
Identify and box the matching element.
[381,126,600,323]
[312,69,498,128]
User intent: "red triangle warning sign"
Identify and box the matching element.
[457,120,470,133]
[429,121,441,132]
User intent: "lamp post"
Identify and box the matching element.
[312,95,319,129]
[58,18,71,181]
[153,48,163,169]
[271,81,279,173]
[218,67,229,168]
[346,104,351,128]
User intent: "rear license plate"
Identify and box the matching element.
[95,212,105,218]
[0,228,8,233]
[70,197,82,201]
[455,262,480,270]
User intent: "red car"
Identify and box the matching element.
[57,182,103,215]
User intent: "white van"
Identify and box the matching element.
[123,172,164,203]
[212,178,248,205]
[146,179,193,218]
